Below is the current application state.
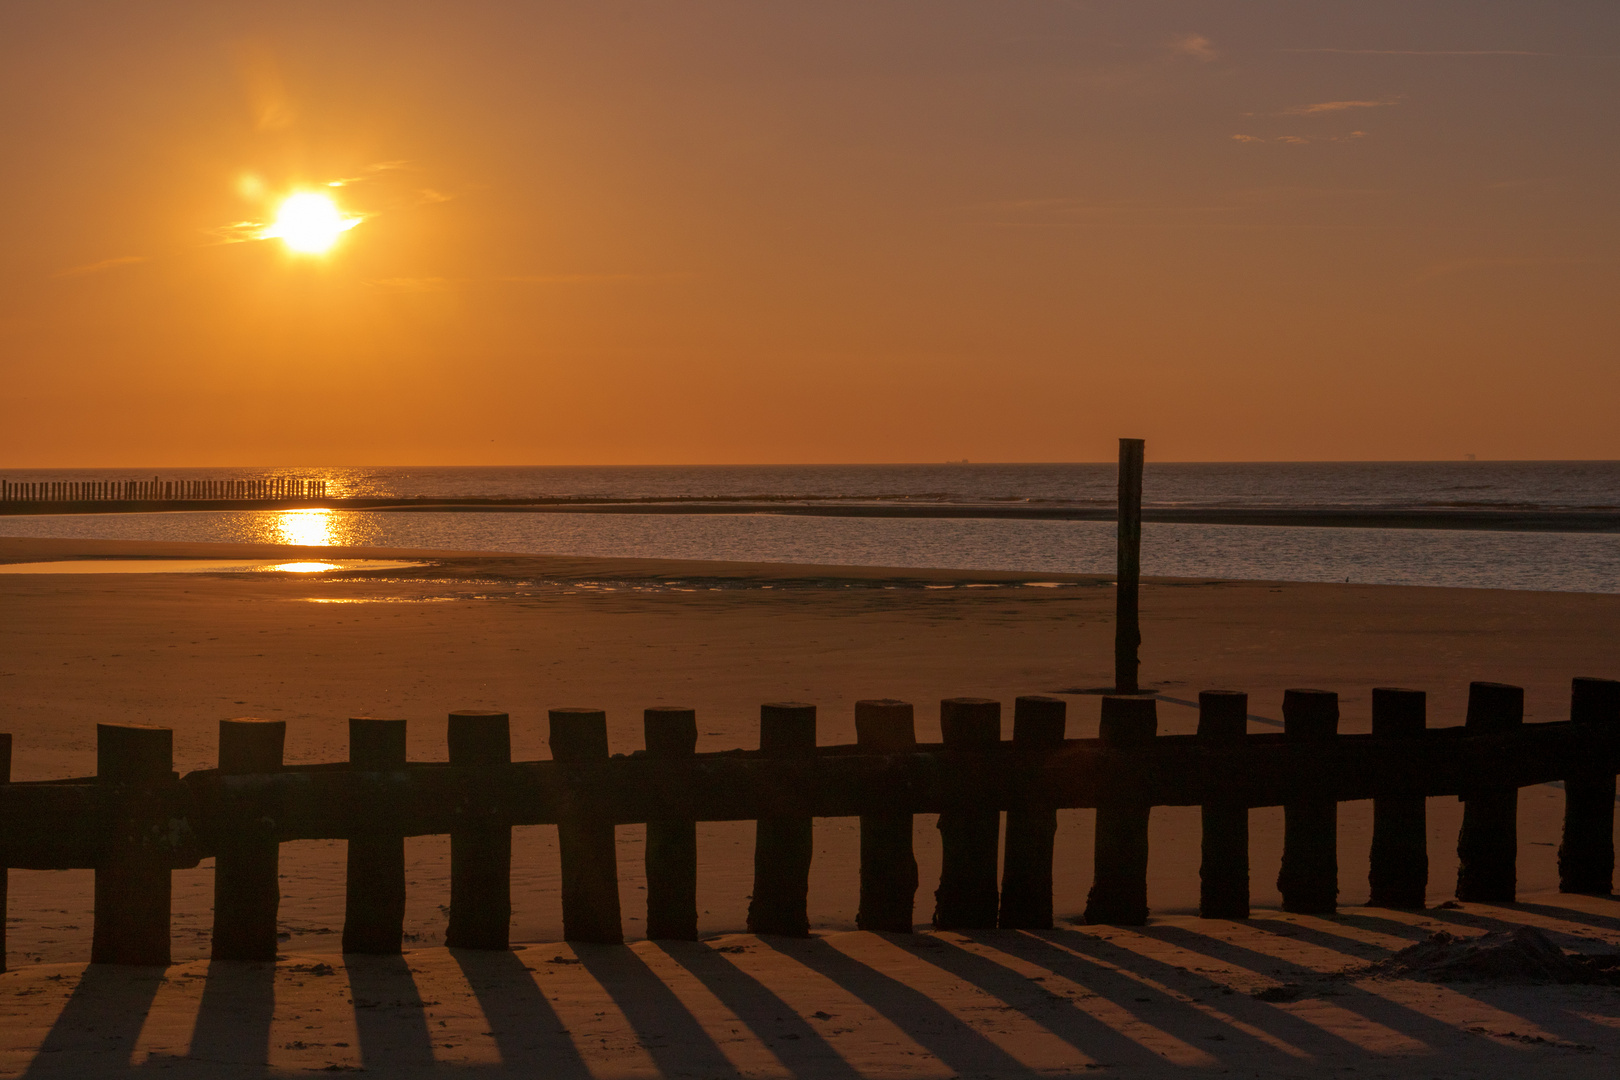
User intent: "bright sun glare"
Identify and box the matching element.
[265,192,359,254]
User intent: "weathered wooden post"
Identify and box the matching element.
[343,718,408,954]
[999,695,1066,929]
[0,732,9,973]
[1560,677,1620,895]
[1278,689,1339,914]
[644,706,699,940]
[1115,438,1145,694]
[550,708,623,943]
[1085,696,1156,925]
[748,702,816,937]
[856,699,917,933]
[211,718,286,961]
[446,711,512,950]
[1456,682,1523,903]
[934,697,1002,929]
[93,723,174,965]
[1369,688,1428,909]
[1197,690,1250,919]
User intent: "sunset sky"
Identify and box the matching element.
[2,2,1616,466]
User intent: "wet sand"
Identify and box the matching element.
[1,536,1618,1076]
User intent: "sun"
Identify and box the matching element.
[264,192,360,254]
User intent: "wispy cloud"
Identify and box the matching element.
[1282,48,1551,57]
[1231,131,1368,145]
[1281,97,1400,115]
[1168,34,1217,61]
[53,255,148,279]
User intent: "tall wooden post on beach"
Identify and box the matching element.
[1456,682,1523,902]
[0,733,9,973]
[748,703,817,937]
[1277,689,1339,913]
[1115,438,1144,694]
[645,706,700,940]
[343,718,408,954]
[446,711,513,949]
[551,708,624,944]
[933,697,1002,929]
[1560,677,1620,894]
[92,723,174,965]
[212,718,286,961]
[855,699,918,933]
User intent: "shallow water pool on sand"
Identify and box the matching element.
[0,558,425,575]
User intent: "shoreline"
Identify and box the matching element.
[3,497,1619,532]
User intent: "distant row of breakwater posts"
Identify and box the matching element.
[0,677,1615,968]
[0,476,327,502]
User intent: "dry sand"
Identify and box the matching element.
[2,535,1618,1076]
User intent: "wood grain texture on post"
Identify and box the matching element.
[212,718,286,961]
[1277,689,1339,914]
[343,717,408,955]
[1114,438,1145,694]
[748,702,817,937]
[999,695,1066,929]
[934,697,1002,929]
[1197,690,1250,920]
[1559,677,1620,895]
[1084,696,1156,925]
[1456,682,1523,903]
[446,711,512,950]
[92,723,174,965]
[1368,688,1428,909]
[644,706,699,941]
[856,699,918,933]
[551,708,623,944]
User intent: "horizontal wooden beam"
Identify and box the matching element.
[1,722,1615,870]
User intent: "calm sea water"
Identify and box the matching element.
[3,464,1618,592]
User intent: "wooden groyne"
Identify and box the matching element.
[0,677,1616,968]
[0,476,327,504]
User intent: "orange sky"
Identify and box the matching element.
[2,3,1616,466]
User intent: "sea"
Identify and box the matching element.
[2,462,1618,593]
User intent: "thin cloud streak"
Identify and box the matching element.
[1282,48,1552,56]
[1281,98,1399,115]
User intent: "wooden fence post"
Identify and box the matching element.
[1084,696,1156,925]
[343,718,407,954]
[999,695,1066,929]
[1369,688,1428,909]
[1115,438,1144,694]
[644,706,699,940]
[1278,689,1339,914]
[446,711,512,950]
[748,702,816,937]
[92,723,173,965]
[1456,682,1523,903]
[1198,690,1250,919]
[1560,677,1620,895]
[212,718,286,961]
[856,699,917,933]
[551,708,623,944]
[934,697,1002,929]
[0,733,9,973]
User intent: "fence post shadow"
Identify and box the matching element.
[571,943,734,1077]
[185,960,277,1072]
[446,948,593,1078]
[343,953,436,1071]
[756,933,1048,1077]
[21,964,165,1076]
[649,939,865,1080]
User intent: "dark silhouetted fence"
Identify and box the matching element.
[0,677,1616,971]
[0,476,327,504]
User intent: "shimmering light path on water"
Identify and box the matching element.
[2,509,1617,593]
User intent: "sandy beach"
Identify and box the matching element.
[2,536,1618,1076]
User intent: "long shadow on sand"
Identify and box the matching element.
[651,940,866,1079]
[185,960,275,1073]
[757,934,1048,1076]
[22,963,165,1076]
[448,948,593,1077]
[344,953,437,1070]
[574,943,736,1077]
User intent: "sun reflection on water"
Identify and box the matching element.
[269,561,343,573]
[273,509,342,547]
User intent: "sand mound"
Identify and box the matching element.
[1358,927,1620,985]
